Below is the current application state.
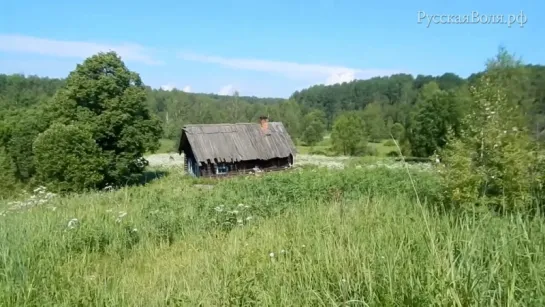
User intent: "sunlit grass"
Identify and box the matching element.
[1,166,544,306]
[147,138,176,154]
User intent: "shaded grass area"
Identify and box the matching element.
[1,167,545,305]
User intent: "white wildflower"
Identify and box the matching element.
[269,252,275,258]
[116,211,127,223]
[67,218,79,229]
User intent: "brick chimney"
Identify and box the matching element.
[259,116,269,131]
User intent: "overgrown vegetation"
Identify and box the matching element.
[2,46,545,305]
[2,166,545,305]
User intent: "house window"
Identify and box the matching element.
[216,163,229,175]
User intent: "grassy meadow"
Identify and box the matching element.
[2,161,545,306]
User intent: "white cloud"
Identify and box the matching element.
[218,84,236,95]
[178,52,403,85]
[182,85,192,93]
[0,34,161,65]
[160,84,176,91]
[325,71,358,85]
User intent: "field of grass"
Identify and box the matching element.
[147,138,177,154]
[296,135,397,158]
[2,164,545,306]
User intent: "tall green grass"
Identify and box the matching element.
[1,166,544,306]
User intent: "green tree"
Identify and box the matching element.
[362,102,386,142]
[439,76,538,212]
[33,123,107,192]
[390,122,405,141]
[301,110,326,146]
[407,82,462,157]
[331,111,367,155]
[0,107,50,182]
[46,51,163,186]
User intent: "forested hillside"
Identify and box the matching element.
[1,48,545,196]
[3,48,544,156]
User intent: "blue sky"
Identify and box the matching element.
[0,0,543,98]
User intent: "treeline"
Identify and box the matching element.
[2,48,545,157]
[2,48,545,198]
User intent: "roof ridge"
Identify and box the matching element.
[183,122,282,127]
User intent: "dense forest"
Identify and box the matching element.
[1,47,545,197]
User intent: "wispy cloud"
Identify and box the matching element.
[160,84,192,92]
[160,84,176,91]
[218,84,236,95]
[0,34,161,65]
[178,52,403,85]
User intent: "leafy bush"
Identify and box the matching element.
[438,76,540,213]
[383,139,396,147]
[33,123,107,193]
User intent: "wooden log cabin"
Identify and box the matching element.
[177,116,297,177]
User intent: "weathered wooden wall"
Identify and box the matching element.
[196,156,292,178]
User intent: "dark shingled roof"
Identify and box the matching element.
[178,122,296,163]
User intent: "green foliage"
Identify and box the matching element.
[439,76,539,213]
[300,110,326,146]
[0,147,19,197]
[330,111,367,155]
[390,122,405,141]
[0,106,51,182]
[408,82,463,157]
[362,102,386,142]
[383,139,396,147]
[33,123,107,192]
[3,167,545,305]
[46,52,163,187]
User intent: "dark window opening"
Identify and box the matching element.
[216,164,229,175]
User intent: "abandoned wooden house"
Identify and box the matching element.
[177,117,297,177]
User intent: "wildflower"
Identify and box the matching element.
[116,211,127,223]
[237,218,243,225]
[246,216,253,221]
[269,252,275,258]
[67,218,79,229]
[280,249,286,254]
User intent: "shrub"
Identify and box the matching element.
[33,123,107,192]
[438,76,539,213]
[383,139,396,147]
